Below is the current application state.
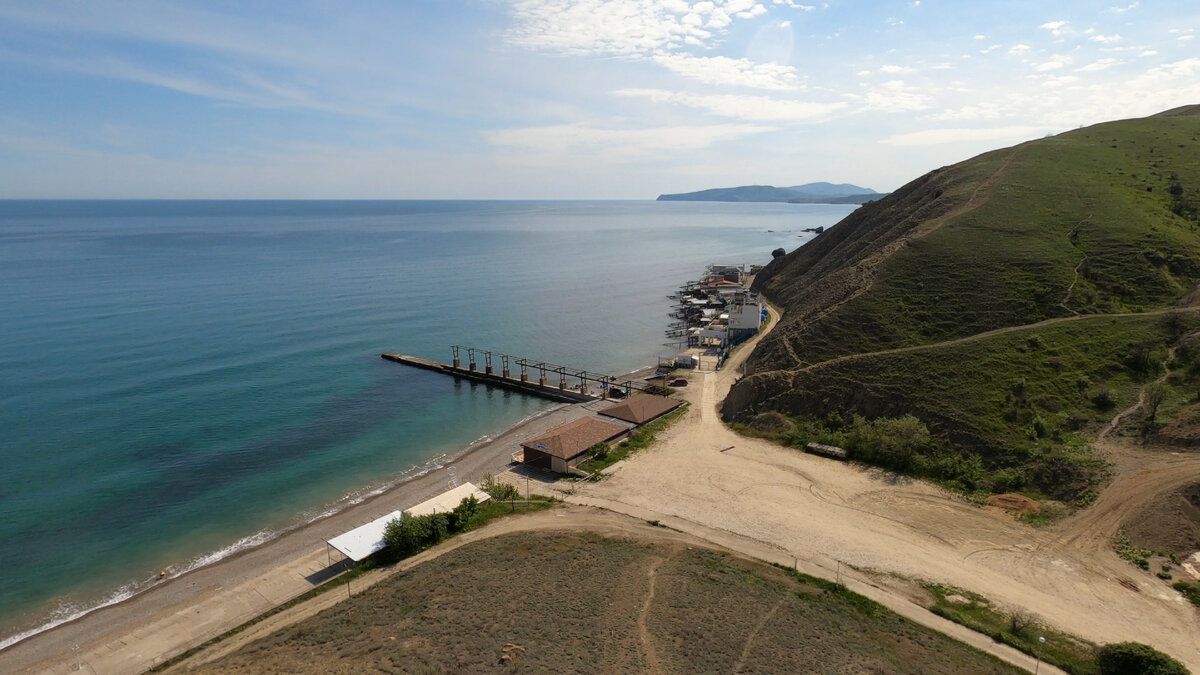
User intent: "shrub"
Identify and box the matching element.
[846,415,930,472]
[1090,386,1118,410]
[587,442,610,461]
[384,514,431,558]
[1096,642,1188,675]
[748,411,795,434]
[481,473,520,501]
[1174,581,1200,608]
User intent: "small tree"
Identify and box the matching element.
[1144,382,1167,420]
[1007,607,1038,637]
[384,514,430,558]
[427,512,450,544]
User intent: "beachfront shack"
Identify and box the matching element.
[599,393,682,426]
[520,416,629,474]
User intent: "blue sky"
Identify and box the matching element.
[0,0,1196,199]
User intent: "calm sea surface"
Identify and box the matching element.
[0,199,853,646]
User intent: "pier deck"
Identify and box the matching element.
[381,353,599,403]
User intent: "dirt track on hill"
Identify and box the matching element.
[567,305,1200,671]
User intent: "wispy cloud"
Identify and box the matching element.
[880,125,1045,146]
[1076,58,1120,72]
[856,80,935,113]
[484,122,774,161]
[1039,20,1071,37]
[503,0,747,56]
[616,88,847,122]
[651,53,799,90]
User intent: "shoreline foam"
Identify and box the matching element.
[0,385,620,670]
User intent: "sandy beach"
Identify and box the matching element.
[0,385,635,674]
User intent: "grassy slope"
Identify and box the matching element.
[193,531,1020,674]
[736,312,1200,500]
[753,111,1200,367]
[725,109,1200,501]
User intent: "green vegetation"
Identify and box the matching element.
[732,311,1200,502]
[1115,531,1154,570]
[728,110,1200,502]
[577,404,688,473]
[753,112,1200,366]
[200,532,1021,673]
[382,495,552,560]
[923,583,1100,674]
[1174,581,1200,608]
[1096,642,1189,675]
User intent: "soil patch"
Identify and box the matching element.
[1122,482,1200,558]
[986,493,1042,516]
[1153,404,1200,447]
[189,531,1020,674]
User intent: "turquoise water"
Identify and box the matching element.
[0,200,853,646]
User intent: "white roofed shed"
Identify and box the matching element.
[326,510,403,563]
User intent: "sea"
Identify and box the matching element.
[0,199,853,648]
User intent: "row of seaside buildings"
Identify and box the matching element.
[670,263,766,368]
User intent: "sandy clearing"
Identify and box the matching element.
[566,305,1200,671]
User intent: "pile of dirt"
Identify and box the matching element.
[748,411,794,434]
[1122,482,1200,558]
[986,493,1042,516]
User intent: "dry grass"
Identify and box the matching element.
[192,531,1020,674]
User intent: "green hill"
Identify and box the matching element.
[657,182,883,203]
[724,106,1200,502]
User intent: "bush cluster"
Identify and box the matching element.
[382,495,480,559]
[1096,642,1188,675]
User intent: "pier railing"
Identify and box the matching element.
[382,345,654,404]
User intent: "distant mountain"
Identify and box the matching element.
[656,183,885,204]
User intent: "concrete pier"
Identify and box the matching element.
[381,353,598,403]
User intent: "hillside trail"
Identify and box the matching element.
[746,307,1200,417]
[766,145,1026,370]
[802,308,1194,375]
[1053,344,1200,554]
[571,304,1200,671]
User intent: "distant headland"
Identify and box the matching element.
[656,182,886,204]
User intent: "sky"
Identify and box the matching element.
[0,0,1197,199]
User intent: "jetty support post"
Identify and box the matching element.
[578,370,588,394]
[451,344,461,369]
[484,350,493,375]
[467,347,477,372]
[501,354,511,379]
[517,358,529,382]
[537,363,547,387]
[556,366,567,391]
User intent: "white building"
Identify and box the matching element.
[727,292,763,341]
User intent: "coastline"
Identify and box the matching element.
[0,379,642,673]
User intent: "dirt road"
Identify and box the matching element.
[567,305,1200,671]
[173,505,1063,674]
